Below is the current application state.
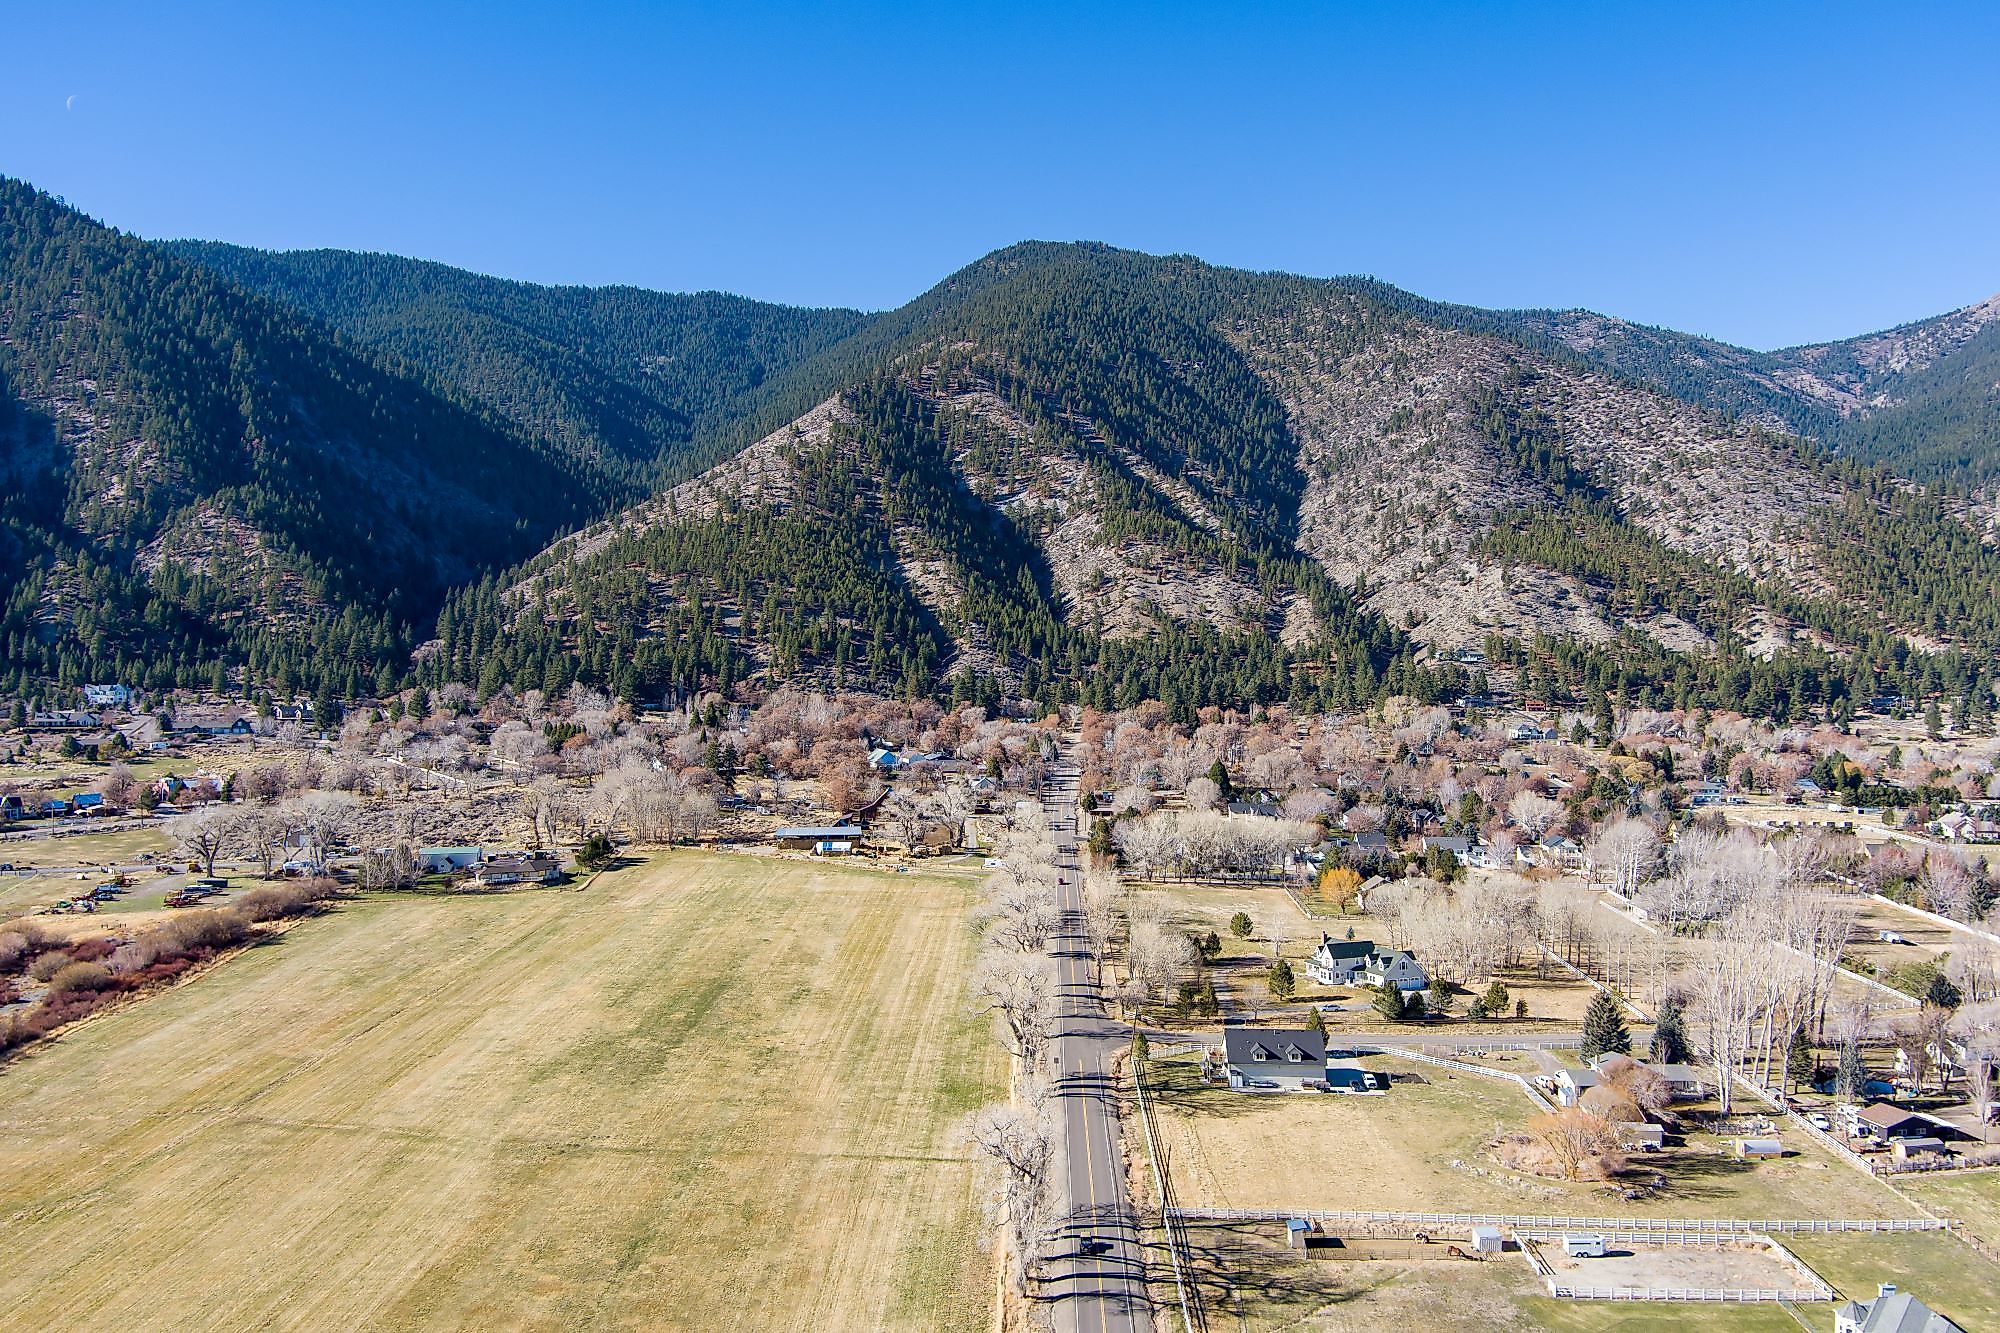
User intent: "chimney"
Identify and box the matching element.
[1878,1282,1897,1299]
[1321,931,1330,945]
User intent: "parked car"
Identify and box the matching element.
[1807,1112,1832,1131]
[1879,931,1909,944]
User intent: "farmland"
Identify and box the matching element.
[1144,1051,1911,1221]
[0,850,1002,1331]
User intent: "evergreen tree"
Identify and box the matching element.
[1229,911,1253,939]
[1581,992,1631,1061]
[1268,958,1295,1001]
[1783,1026,1815,1094]
[1372,983,1407,1021]
[1837,1040,1868,1102]
[1650,993,1690,1064]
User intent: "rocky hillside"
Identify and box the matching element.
[445,245,2000,718]
[1453,289,2000,490]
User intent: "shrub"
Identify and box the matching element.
[153,908,252,957]
[234,878,339,923]
[45,961,114,996]
[0,931,31,973]
[1494,1107,1628,1181]
[68,936,117,963]
[0,920,59,973]
[27,951,74,983]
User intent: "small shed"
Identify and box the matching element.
[1616,1122,1666,1150]
[1737,1137,1785,1159]
[1893,1136,1947,1162]
[1285,1218,1312,1249]
[1469,1225,1504,1255]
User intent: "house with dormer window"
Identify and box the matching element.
[1222,1027,1328,1091]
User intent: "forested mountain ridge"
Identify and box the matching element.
[1442,289,2000,490]
[6,172,1999,722]
[0,179,608,699]
[442,243,2000,723]
[167,241,872,487]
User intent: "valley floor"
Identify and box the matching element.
[0,850,1002,1331]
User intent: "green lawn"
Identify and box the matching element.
[1898,1168,2000,1248]
[1788,1232,2000,1331]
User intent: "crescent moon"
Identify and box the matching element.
[65,95,77,110]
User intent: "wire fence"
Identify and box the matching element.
[1132,1052,1204,1333]
[1168,1206,1951,1237]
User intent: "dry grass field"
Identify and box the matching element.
[0,850,1003,1331]
[1145,1052,1911,1221]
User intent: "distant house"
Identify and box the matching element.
[1347,831,1389,852]
[1303,934,1426,991]
[1847,1102,1942,1145]
[772,820,868,852]
[1305,934,1377,986]
[1554,1068,1601,1107]
[772,825,865,853]
[474,854,561,887]
[1222,1027,1327,1091]
[175,709,253,736]
[0,794,26,821]
[417,846,485,875]
[70,792,105,815]
[1460,841,1502,870]
[1836,1283,1963,1333]
[30,710,101,731]
[1519,835,1586,871]
[1509,722,1554,744]
[40,797,73,818]
[1226,799,1282,819]
[82,684,132,709]
[1616,1122,1666,1150]
[1422,835,1472,858]
[1585,1053,1704,1099]
[1361,948,1427,992]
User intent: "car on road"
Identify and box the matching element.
[1078,1239,1113,1257]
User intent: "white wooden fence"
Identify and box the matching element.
[1348,1042,1556,1112]
[1550,1285,1828,1303]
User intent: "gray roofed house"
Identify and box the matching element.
[772,825,865,850]
[1306,934,1378,985]
[1222,1027,1328,1091]
[1835,1283,1964,1333]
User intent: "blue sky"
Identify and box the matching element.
[4,1,1997,348]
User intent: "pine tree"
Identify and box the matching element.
[1650,993,1690,1064]
[1783,1026,1815,1093]
[1372,983,1407,1021]
[1229,911,1253,939]
[1581,991,1631,1061]
[1837,1040,1868,1102]
[1268,958,1295,1001]
[1305,1005,1326,1041]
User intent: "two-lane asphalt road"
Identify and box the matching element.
[1040,754,1152,1333]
